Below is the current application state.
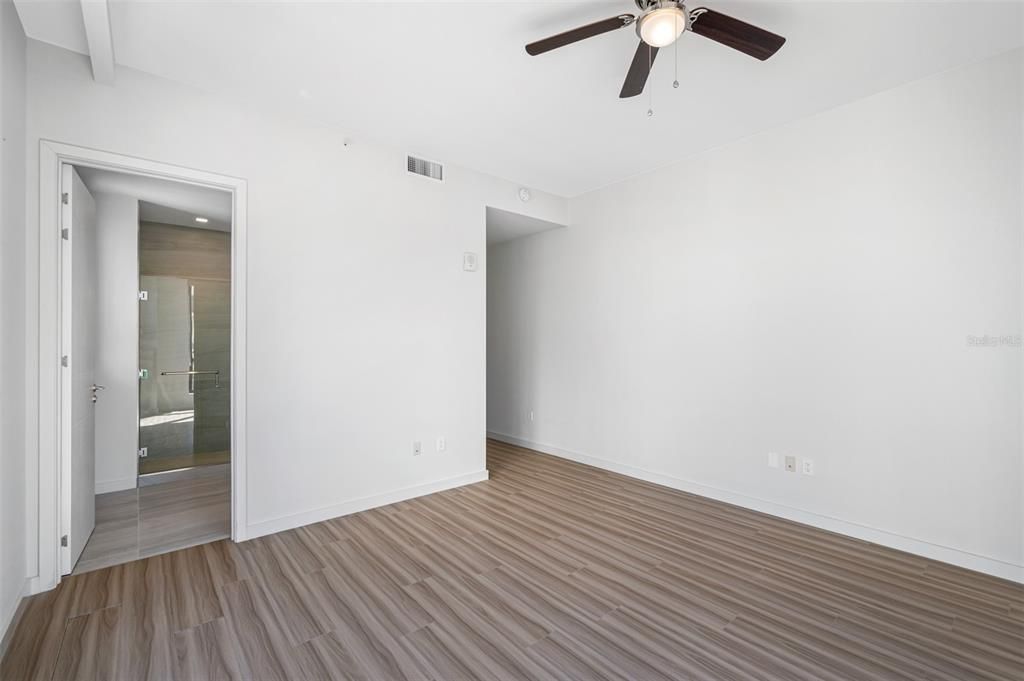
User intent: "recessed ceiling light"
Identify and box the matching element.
[194,217,209,223]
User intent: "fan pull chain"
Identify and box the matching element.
[647,44,654,117]
[673,15,680,88]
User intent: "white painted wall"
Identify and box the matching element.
[488,49,1024,581]
[93,193,139,494]
[0,0,27,644]
[20,40,568,575]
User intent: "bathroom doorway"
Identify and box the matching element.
[56,161,237,576]
[36,141,247,592]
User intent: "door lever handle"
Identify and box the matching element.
[91,384,106,391]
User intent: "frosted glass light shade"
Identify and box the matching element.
[639,7,686,48]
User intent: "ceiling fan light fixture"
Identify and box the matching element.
[524,3,785,101]
[638,5,687,48]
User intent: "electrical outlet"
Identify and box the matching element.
[767,452,779,468]
[802,458,815,476]
[436,437,446,452]
[784,455,796,472]
[413,441,422,456]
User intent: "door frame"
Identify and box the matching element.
[35,140,249,593]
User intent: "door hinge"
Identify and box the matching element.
[60,534,68,547]
[138,447,148,458]
[61,355,68,367]
[61,228,69,241]
[138,290,148,301]
[61,192,69,205]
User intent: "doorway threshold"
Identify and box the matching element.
[73,466,230,575]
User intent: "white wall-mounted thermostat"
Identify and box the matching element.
[518,187,531,203]
[463,252,478,272]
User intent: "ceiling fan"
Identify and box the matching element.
[525,0,785,98]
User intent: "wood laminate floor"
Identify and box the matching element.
[72,466,230,575]
[3,440,1022,680]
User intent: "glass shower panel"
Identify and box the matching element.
[139,275,230,475]
[192,280,231,456]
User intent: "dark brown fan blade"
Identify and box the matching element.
[526,14,634,56]
[689,7,785,60]
[620,41,658,98]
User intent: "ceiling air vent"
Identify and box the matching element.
[407,155,444,182]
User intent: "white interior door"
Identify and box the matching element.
[60,165,98,574]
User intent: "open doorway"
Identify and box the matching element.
[35,142,248,591]
[63,165,234,575]
[485,206,565,443]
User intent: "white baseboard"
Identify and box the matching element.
[487,431,1024,584]
[244,469,490,540]
[0,578,30,660]
[95,476,137,495]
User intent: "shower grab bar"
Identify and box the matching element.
[160,369,220,389]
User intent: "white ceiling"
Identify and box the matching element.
[18,1,1024,197]
[486,206,565,245]
[77,166,232,231]
[139,202,231,232]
